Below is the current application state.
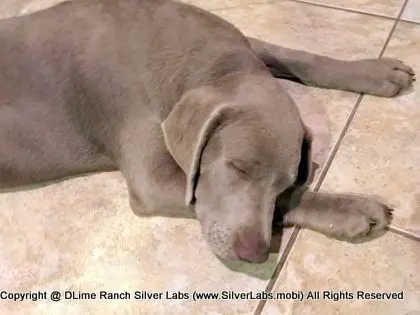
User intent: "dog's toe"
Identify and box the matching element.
[383,57,416,76]
[389,69,414,88]
[358,200,394,234]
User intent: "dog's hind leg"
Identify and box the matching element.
[247,37,415,97]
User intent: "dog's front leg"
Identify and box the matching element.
[118,122,195,219]
[247,36,415,97]
[276,189,393,240]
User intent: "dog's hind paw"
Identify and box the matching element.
[347,58,415,97]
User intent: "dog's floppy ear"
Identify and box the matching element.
[161,87,229,206]
[295,126,313,187]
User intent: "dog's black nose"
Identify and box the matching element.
[234,228,269,263]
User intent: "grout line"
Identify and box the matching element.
[314,96,365,189]
[253,227,301,314]
[206,0,277,12]
[399,19,420,26]
[394,0,410,21]
[378,0,409,57]
[210,0,420,28]
[388,226,420,242]
[284,0,398,20]
[255,0,411,314]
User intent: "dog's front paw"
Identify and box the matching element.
[354,197,394,233]
[328,197,393,240]
[349,58,415,97]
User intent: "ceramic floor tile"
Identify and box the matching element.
[401,0,420,22]
[280,81,355,181]
[179,0,268,11]
[215,1,394,59]
[0,172,296,315]
[320,21,420,236]
[261,231,420,315]
[0,0,63,18]
[295,0,405,17]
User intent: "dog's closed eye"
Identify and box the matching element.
[226,160,250,177]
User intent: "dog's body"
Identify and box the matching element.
[0,0,414,262]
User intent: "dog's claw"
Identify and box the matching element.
[385,206,394,216]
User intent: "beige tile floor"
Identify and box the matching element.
[0,0,419,314]
[291,0,405,17]
[402,0,420,22]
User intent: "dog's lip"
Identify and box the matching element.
[218,252,269,264]
[239,253,269,263]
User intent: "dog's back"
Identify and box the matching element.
[0,0,267,188]
[0,2,114,188]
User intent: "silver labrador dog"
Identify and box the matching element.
[0,0,415,263]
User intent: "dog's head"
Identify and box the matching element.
[162,77,311,263]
